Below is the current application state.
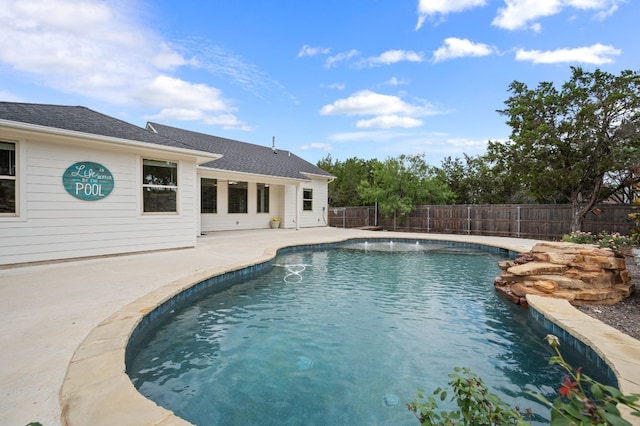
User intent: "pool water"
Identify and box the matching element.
[127,242,607,425]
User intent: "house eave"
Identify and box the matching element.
[301,171,335,182]
[197,165,312,185]
[0,119,222,164]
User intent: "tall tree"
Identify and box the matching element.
[439,154,531,204]
[491,67,640,231]
[317,155,377,206]
[358,154,453,222]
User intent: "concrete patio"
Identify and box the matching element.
[0,228,638,425]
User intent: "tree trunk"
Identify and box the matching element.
[569,174,604,232]
[570,198,584,232]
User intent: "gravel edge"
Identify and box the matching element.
[576,252,640,341]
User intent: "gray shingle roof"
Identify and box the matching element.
[0,102,332,181]
[0,102,190,149]
[147,122,333,181]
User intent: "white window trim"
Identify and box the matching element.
[303,187,313,211]
[140,157,180,215]
[0,139,24,220]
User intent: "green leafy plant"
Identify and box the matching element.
[529,335,640,425]
[562,231,635,251]
[408,335,640,425]
[407,367,530,425]
[630,183,640,242]
[563,231,598,245]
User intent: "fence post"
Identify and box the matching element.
[375,202,378,227]
[517,206,521,238]
[467,206,471,235]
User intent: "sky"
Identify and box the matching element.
[0,0,638,166]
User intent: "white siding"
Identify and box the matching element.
[281,179,329,229]
[298,179,329,228]
[0,137,198,265]
[200,179,285,232]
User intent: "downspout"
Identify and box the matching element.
[196,174,202,237]
[296,184,301,230]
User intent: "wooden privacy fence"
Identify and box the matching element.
[328,204,635,240]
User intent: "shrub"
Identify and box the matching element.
[530,335,640,425]
[562,231,635,251]
[630,184,640,242]
[408,335,640,425]
[562,230,597,245]
[407,367,530,425]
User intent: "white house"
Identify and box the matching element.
[0,102,334,266]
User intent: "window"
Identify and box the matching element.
[228,181,247,213]
[0,141,16,214]
[201,178,217,213]
[257,183,269,213]
[142,159,177,213]
[303,188,313,211]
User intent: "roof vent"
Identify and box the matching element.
[272,136,277,154]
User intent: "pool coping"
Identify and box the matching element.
[58,232,640,426]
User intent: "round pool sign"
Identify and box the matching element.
[63,161,114,201]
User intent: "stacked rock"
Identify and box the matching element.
[495,242,634,306]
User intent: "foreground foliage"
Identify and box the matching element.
[407,367,530,425]
[408,335,640,425]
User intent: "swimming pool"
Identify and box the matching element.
[126,240,610,425]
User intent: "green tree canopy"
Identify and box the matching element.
[489,67,640,231]
[357,154,453,221]
[438,154,532,204]
[317,155,377,206]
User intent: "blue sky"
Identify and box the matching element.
[1,0,637,166]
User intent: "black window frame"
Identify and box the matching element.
[303,188,313,211]
[228,180,248,213]
[257,183,269,213]
[0,141,17,215]
[201,178,217,214]
[142,159,178,213]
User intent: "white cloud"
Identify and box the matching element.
[136,75,232,111]
[0,0,160,98]
[323,83,346,90]
[325,49,360,68]
[138,75,251,130]
[153,43,197,70]
[328,130,412,142]
[515,43,621,64]
[0,0,262,130]
[492,0,623,31]
[0,91,24,102]
[416,0,487,29]
[320,90,436,117]
[356,115,423,129]
[384,77,409,86]
[444,138,489,148]
[364,50,424,66]
[320,90,442,130]
[184,41,286,98]
[432,38,494,62]
[297,44,330,57]
[148,109,251,130]
[297,142,333,151]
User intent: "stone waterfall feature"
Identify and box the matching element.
[494,242,634,306]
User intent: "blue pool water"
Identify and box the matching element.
[126,241,609,425]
